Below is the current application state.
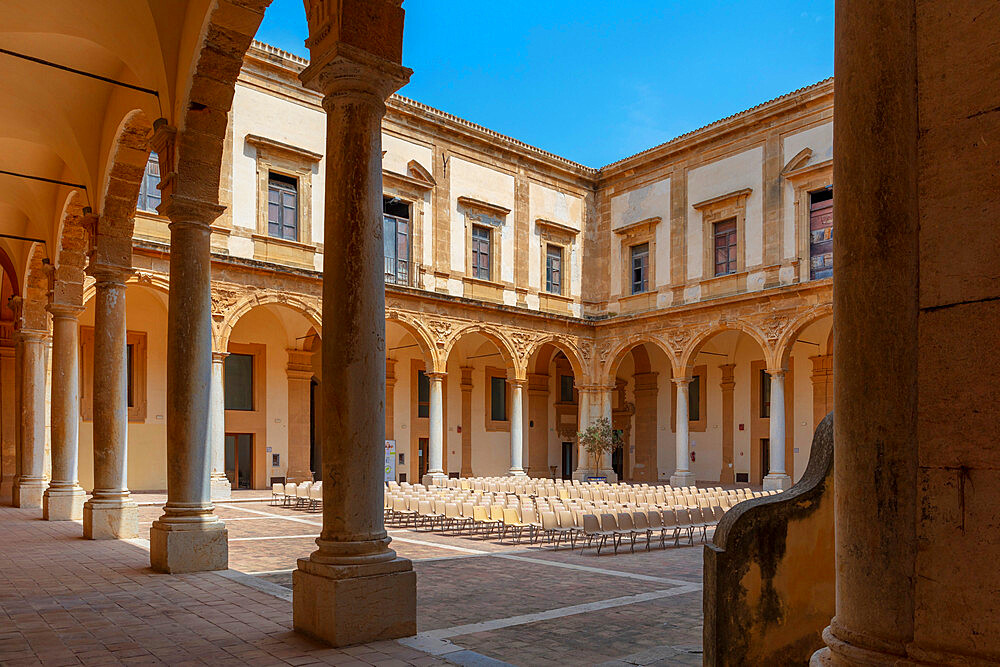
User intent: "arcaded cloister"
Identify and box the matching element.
[1,1,997,665]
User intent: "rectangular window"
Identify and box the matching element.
[630,243,649,294]
[809,188,833,280]
[714,219,737,276]
[267,172,298,241]
[559,374,574,403]
[471,225,491,280]
[760,369,772,419]
[545,244,563,294]
[225,353,255,411]
[383,197,410,285]
[417,369,430,419]
[490,375,507,421]
[136,152,161,213]
[126,343,135,408]
[688,374,701,422]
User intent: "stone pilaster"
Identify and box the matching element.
[669,377,696,487]
[633,372,658,483]
[292,20,416,645]
[460,366,473,477]
[286,349,315,483]
[809,354,833,428]
[14,329,49,509]
[719,364,736,484]
[527,372,549,478]
[42,303,86,520]
[83,263,138,538]
[210,352,231,500]
[0,344,15,503]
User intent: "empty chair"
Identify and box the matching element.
[295,482,312,509]
[502,507,531,543]
[632,511,653,551]
[271,483,284,506]
[647,510,667,549]
[308,483,322,512]
[520,507,543,543]
[614,512,638,553]
[674,508,698,545]
[392,496,416,527]
[283,482,297,507]
[582,514,615,555]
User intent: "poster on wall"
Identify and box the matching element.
[385,440,396,482]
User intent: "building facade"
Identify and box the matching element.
[3,41,834,496]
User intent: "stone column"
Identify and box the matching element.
[83,264,138,538]
[0,343,15,503]
[422,371,447,486]
[149,197,227,572]
[670,377,696,487]
[14,329,49,509]
[286,349,315,483]
[763,369,791,490]
[719,364,736,484]
[42,303,86,520]
[210,351,231,500]
[460,366,473,477]
[293,38,415,646]
[507,378,527,476]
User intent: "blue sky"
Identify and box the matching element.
[255,1,834,167]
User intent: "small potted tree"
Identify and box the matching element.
[577,417,622,480]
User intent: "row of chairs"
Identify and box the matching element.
[271,481,322,511]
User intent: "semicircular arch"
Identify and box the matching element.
[775,304,834,368]
[443,324,521,378]
[386,312,437,371]
[524,335,587,382]
[679,320,773,375]
[603,335,677,385]
[216,291,322,352]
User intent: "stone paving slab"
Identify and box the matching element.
[0,505,450,666]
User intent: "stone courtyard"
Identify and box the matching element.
[1,493,707,666]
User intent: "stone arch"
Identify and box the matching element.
[443,324,521,378]
[603,335,677,386]
[0,245,20,299]
[49,192,90,310]
[216,291,322,351]
[679,320,773,376]
[93,110,153,267]
[81,271,171,308]
[18,244,49,332]
[775,304,834,368]
[386,311,438,372]
[525,335,587,382]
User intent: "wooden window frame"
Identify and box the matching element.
[545,243,563,295]
[613,217,659,302]
[485,366,510,432]
[136,152,161,214]
[630,242,650,294]
[694,188,751,280]
[383,196,413,287]
[80,327,147,423]
[808,188,834,280]
[382,164,432,289]
[267,171,299,242]
[670,365,707,433]
[470,224,492,281]
[713,218,738,276]
[459,197,509,287]
[783,159,833,283]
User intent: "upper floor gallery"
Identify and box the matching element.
[132,41,834,321]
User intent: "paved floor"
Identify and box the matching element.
[4,497,708,666]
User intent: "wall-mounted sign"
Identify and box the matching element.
[385,440,396,482]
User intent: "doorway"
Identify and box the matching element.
[418,437,428,480]
[760,438,770,482]
[561,442,574,479]
[225,433,254,489]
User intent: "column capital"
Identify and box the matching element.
[425,371,447,381]
[766,368,788,378]
[17,328,50,345]
[159,194,226,232]
[300,42,411,105]
[507,377,527,389]
[211,351,229,364]
[672,376,693,386]
[46,301,85,320]
[86,261,133,285]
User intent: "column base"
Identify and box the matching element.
[13,479,46,509]
[572,468,619,482]
[507,468,528,477]
[83,499,139,539]
[421,472,449,487]
[211,475,232,501]
[293,556,416,647]
[149,519,228,573]
[763,473,792,491]
[669,471,697,488]
[42,486,86,521]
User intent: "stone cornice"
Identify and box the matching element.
[692,188,753,211]
[245,134,323,162]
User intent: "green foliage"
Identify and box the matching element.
[576,417,622,475]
